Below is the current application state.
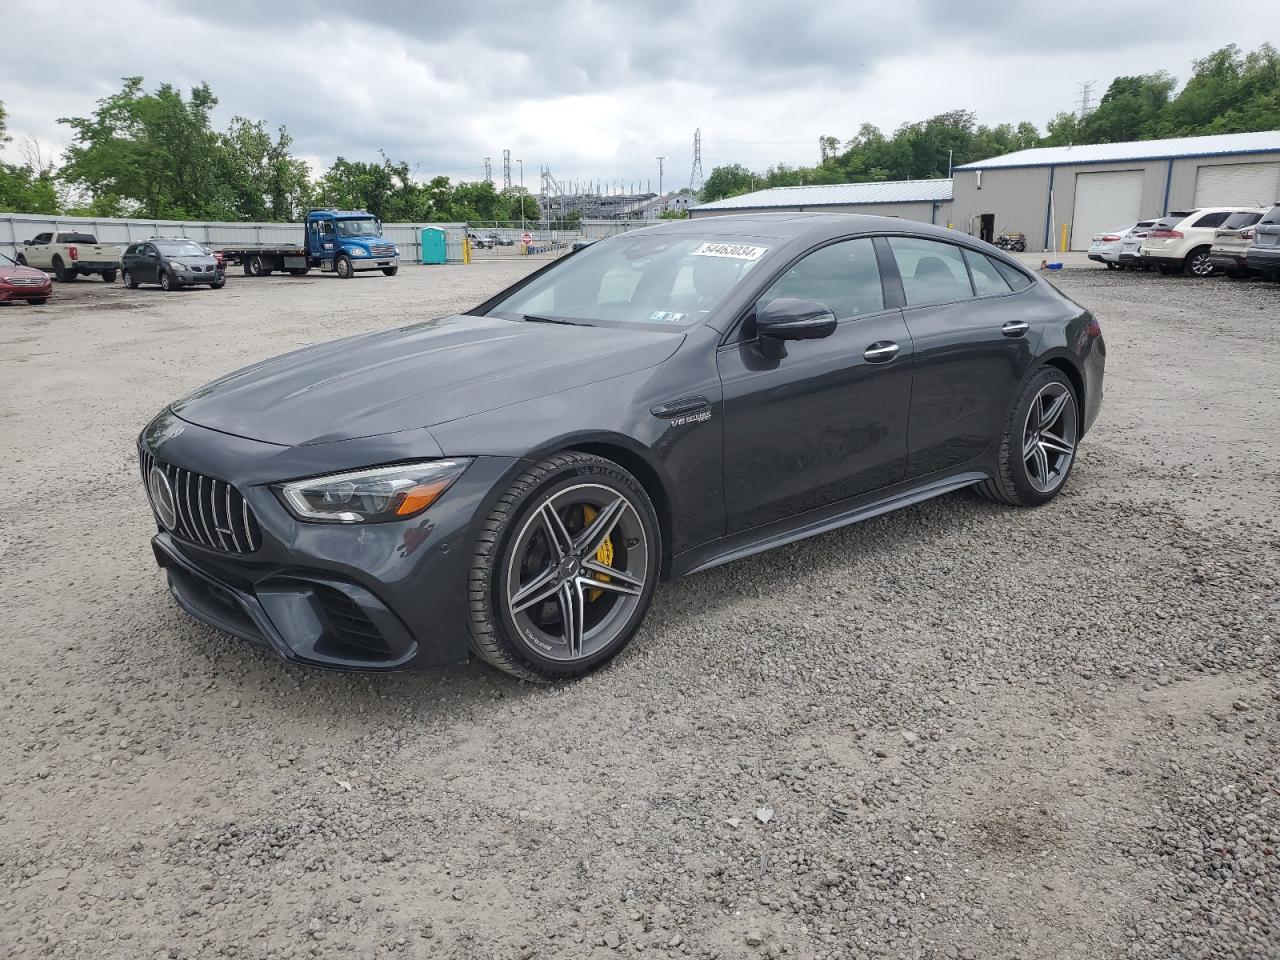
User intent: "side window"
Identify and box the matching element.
[1190,212,1231,229]
[1263,207,1280,225]
[318,221,335,238]
[992,259,1034,290]
[755,237,884,321]
[888,237,972,306]
[32,232,52,244]
[964,249,1012,296]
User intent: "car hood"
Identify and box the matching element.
[171,314,684,446]
[0,263,49,282]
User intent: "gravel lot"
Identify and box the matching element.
[1,262,1276,960]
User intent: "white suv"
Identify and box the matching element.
[1140,207,1266,277]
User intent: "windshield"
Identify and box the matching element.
[486,234,769,328]
[336,218,381,238]
[155,241,207,257]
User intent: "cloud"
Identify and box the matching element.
[2,0,1276,188]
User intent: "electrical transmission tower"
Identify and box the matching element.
[1077,81,1095,118]
[483,157,492,184]
[655,156,665,197]
[688,128,704,192]
[502,150,512,190]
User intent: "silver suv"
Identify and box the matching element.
[1245,204,1280,280]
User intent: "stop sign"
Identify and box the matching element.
[522,232,533,245]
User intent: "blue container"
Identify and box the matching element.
[420,227,447,264]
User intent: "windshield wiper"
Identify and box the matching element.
[521,314,590,327]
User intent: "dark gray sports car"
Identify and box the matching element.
[138,214,1105,680]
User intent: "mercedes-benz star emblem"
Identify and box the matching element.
[147,466,178,531]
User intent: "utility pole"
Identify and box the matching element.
[483,157,492,184]
[689,128,704,192]
[1077,81,1095,119]
[517,159,524,229]
[503,150,512,191]
[655,156,666,199]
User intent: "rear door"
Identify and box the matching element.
[718,236,913,533]
[885,236,1043,479]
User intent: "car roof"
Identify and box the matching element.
[631,212,963,242]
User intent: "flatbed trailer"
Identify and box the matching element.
[215,209,400,279]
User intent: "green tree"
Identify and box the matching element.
[59,77,224,218]
[219,118,312,220]
[0,101,60,214]
[701,163,756,202]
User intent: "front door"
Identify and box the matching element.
[883,236,1042,478]
[309,218,336,265]
[718,236,914,534]
[25,232,52,268]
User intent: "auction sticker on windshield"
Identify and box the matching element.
[692,242,768,261]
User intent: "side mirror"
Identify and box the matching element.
[23,239,32,245]
[755,298,837,359]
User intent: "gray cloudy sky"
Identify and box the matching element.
[3,1,1277,189]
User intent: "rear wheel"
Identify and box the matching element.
[1158,264,1179,275]
[288,267,309,276]
[1104,261,1116,270]
[244,256,264,277]
[52,257,75,282]
[101,270,117,283]
[26,298,47,305]
[467,452,661,681]
[976,366,1079,508]
[1183,247,1215,277]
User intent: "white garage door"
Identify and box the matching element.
[1070,170,1145,250]
[1194,162,1280,207]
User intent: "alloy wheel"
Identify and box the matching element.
[1022,382,1078,494]
[1189,251,1214,277]
[504,483,648,662]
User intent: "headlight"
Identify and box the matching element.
[169,261,187,270]
[276,460,471,523]
[350,248,368,257]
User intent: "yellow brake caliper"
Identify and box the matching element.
[580,504,613,601]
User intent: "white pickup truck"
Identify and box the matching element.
[16,230,122,282]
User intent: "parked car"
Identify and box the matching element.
[1207,210,1267,278]
[467,232,495,249]
[1140,207,1265,276]
[490,233,514,247]
[16,230,120,282]
[0,250,53,304]
[121,238,225,291]
[1089,220,1156,269]
[571,238,597,251]
[1246,203,1280,280]
[137,215,1104,680]
[1117,217,1175,270]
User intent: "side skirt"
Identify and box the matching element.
[673,471,989,578]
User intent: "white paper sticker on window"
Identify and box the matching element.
[692,242,767,261]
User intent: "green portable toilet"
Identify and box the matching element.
[420,227,447,264]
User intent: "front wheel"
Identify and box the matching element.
[159,270,174,292]
[15,254,27,266]
[975,366,1079,508]
[26,298,48,305]
[122,269,136,289]
[335,255,353,279]
[467,452,661,681]
[382,266,399,277]
[210,279,225,289]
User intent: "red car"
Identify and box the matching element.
[0,251,53,304]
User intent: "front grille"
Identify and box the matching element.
[8,277,46,286]
[370,243,396,258]
[139,448,261,554]
[313,586,391,658]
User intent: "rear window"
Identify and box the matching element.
[57,232,98,244]
[1260,206,1280,225]
[1221,212,1262,229]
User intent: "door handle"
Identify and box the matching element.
[863,341,900,363]
[1001,320,1030,338]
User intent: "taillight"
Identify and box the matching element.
[1148,229,1183,239]
[1102,235,1120,242]
[1241,228,1256,241]
[1087,317,1103,340]
[68,246,79,261]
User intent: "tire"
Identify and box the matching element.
[244,256,264,277]
[335,255,353,279]
[975,366,1080,508]
[382,266,399,277]
[210,279,225,289]
[1183,246,1215,278]
[159,270,174,292]
[1104,262,1116,270]
[467,451,661,681]
[101,270,117,283]
[122,269,136,289]
[288,267,309,276]
[52,257,74,282]
[15,253,27,266]
[25,298,47,305]
[1158,264,1179,276]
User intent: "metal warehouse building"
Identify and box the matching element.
[951,130,1280,253]
[689,179,953,225]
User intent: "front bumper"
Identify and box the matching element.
[174,267,224,285]
[0,282,52,300]
[139,411,519,671]
[351,255,399,272]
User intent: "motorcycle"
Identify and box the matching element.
[993,231,1027,253]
